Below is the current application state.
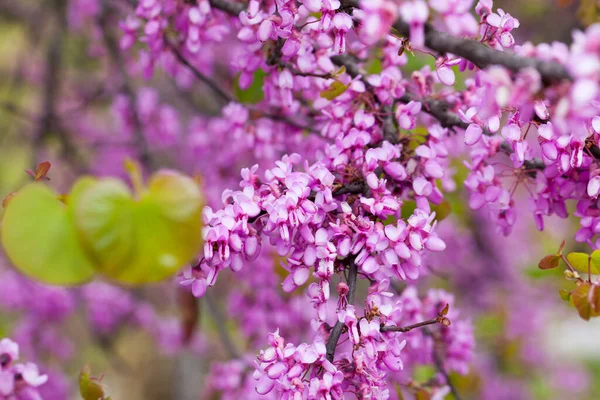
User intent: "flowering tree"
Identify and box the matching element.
[0,0,599,398]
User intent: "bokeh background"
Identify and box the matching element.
[0,0,599,399]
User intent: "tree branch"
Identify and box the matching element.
[425,329,463,400]
[341,0,571,85]
[99,1,155,169]
[168,38,323,136]
[332,180,367,196]
[208,0,245,16]
[205,293,241,359]
[380,318,439,333]
[208,0,571,85]
[167,41,234,105]
[326,258,358,362]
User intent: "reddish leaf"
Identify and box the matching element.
[25,162,52,181]
[570,282,599,321]
[538,254,560,270]
[557,240,566,254]
[590,285,600,313]
[557,0,574,6]
[34,161,51,181]
[2,192,17,208]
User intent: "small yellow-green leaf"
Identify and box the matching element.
[590,250,600,273]
[566,252,599,274]
[539,254,560,270]
[333,65,346,77]
[320,80,349,100]
[432,200,451,221]
[559,288,571,302]
[0,183,96,285]
[79,366,107,400]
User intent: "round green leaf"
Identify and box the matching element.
[112,171,203,284]
[0,183,95,285]
[567,252,600,275]
[74,172,203,285]
[73,178,136,275]
[590,250,600,274]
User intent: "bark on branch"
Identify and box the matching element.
[340,0,571,85]
[325,259,358,362]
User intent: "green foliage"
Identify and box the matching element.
[399,200,451,222]
[0,162,204,286]
[320,80,349,100]
[0,183,96,285]
[538,242,600,320]
[566,251,600,274]
[412,365,436,382]
[79,365,111,400]
[234,69,266,104]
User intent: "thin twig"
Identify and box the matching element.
[99,0,155,169]
[426,329,463,400]
[205,293,241,359]
[380,318,439,333]
[168,40,323,136]
[167,41,234,105]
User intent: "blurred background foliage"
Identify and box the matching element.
[1,1,600,399]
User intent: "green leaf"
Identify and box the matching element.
[74,171,203,285]
[413,365,435,382]
[234,69,265,104]
[79,366,107,400]
[590,250,600,273]
[538,254,560,270]
[559,288,571,302]
[365,58,383,75]
[567,252,600,274]
[432,200,451,221]
[320,80,349,100]
[73,178,136,276]
[400,201,417,220]
[0,183,96,285]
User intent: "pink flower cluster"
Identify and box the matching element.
[0,338,47,400]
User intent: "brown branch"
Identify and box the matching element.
[168,38,322,136]
[381,303,450,333]
[340,0,571,85]
[425,329,463,400]
[208,0,571,85]
[331,55,399,144]
[380,318,440,333]
[326,258,358,362]
[332,180,367,196]
[167,41,235,105]
[99,1,155,169]
[208,0,246,16]
[205,293,241,359]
